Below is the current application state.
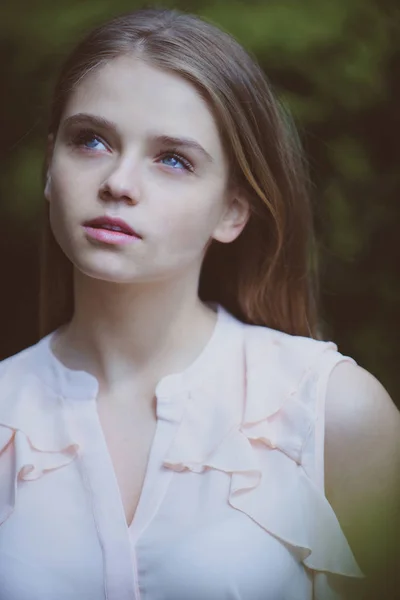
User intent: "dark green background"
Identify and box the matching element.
[1,0,399,405]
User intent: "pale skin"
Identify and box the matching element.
[324,362,400,596]
[45,56,250,401]
[44,54,400,593]
[45,55,250,530]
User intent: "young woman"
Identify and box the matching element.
[0,7,399,600]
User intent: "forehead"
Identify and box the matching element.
[62,55,223,152]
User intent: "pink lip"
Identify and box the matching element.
[83,226,141,245]
[83,215,141,237]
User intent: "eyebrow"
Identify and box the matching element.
[61,113,214,163]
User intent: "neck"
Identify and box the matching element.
[52,268,217,399]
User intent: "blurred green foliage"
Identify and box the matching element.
[1,0,399,402]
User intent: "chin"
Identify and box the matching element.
[79,267,137,284]
[74,256,162,285]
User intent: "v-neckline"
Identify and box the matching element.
[38,301,232,541]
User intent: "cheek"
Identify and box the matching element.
[49,157,97,235]
[47,163,88,253]
[154,188,224,254]
[49,178,77,237]
[51,157,88,207]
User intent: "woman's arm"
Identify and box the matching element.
[324,361,400,599]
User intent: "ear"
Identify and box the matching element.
[44,134,54,202]
[212,191,251,244]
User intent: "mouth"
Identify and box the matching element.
[82,215,142,246]
[83,216,141,238]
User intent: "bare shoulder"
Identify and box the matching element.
[324,360,400,583]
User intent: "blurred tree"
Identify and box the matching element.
[1,0,399,403]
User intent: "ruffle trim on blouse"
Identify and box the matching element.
[0,356,81,526]
[162,324,365,579]
[0,424,79,526]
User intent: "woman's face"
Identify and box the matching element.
[46,55,249,284]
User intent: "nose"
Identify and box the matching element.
[99,157,141,205]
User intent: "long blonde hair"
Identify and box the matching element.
[39,7,321,339]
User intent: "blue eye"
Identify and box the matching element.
[84,137,106,150]
[162,155,183,168]
[71,128,108,152]
[159,151,193,172]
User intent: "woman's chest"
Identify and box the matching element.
[0,403,313,600]
[0,455,107,600]
[96,399,158,528]
[134,468,313,600]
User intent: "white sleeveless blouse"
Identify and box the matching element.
[0,303,364,599]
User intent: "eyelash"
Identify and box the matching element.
[68,128,194,173]
[69,128,103,150]
[156,148,194,172]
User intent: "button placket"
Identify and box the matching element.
[72,401,137,600]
